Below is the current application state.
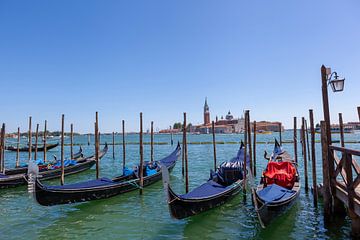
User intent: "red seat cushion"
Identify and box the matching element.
[263,161,297,189]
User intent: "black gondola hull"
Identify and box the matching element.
[5,143,59,152]
[4,148,83,176]
[32,144,180,206]
[0,159,96,189]
[34,164,175,206]
[167,180,243,219]
[255,187,300,226]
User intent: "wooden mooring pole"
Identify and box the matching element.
[320,65,345,215]
[278,122,282,145]
[34,124,39,160]
[151,121,154,162]
[253,121,257,177]
[301,117,309,192]
[182,120,185,178]
[43,120,47,162]
[305,120,311,162]
[184,112,189,193]
[122,120,126,170]
[212,121,217,171]
[95,112,99,179]
[358,106,360,120]
[0,124,5,173]
[0,125,2,174]
[293,117,298,164]
[28,116,32,161]
[246,111,253,175]
[112,131,115,159]
[60,114,65,186]
[70,124,74,159]
[309,110,318,206]
[243,110,248,194]
[338,113,345,147]
[320,121,331,220]
[139,112,144,195]
[16,127,20,167]
[87,134,90,146]
[170,126,173,146]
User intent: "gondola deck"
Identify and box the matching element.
[30,144,181,206]
[253,139,300,227]
[0,144,108,189]
[164,143,249,219]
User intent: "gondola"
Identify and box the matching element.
[5,142,59,152]
[163,142,249,219]
[252,139,300,227]
[4,146,83,176]
[29,143,181,206]
[0,144,108,189]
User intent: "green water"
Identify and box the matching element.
[1,131,358,239]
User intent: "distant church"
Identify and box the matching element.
[194,98,245,134]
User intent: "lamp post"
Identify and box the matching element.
[320,65,345,215]
[321,65,345,145]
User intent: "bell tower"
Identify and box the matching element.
[204,97,210,125]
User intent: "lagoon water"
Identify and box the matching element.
[1,131,358,239]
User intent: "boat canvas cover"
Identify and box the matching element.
[263,161,296,189]
[257,184,295,203]
[46,177,116,190]
[179,180,229,199]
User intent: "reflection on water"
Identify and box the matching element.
[0,132,357,239]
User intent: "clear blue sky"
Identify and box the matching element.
[1,0,359,133]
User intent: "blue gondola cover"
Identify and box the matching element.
[257,184,295,204]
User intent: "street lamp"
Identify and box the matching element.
[326,68,345,92]
[320,64,345,216]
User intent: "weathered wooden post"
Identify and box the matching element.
[170,126,173,146]
[343,151,360,237]
[139,112,144,195]
[112,131,115,159]
[358,106,360,121]
[212,121,217,171]
[182,120,185,177]
[338,113,345,147]
[0,124,5,173]
[320,121,331,220]
[34,124,39,160]
[43,120,47,162]
[246,110,253,175]
[60,114,65,186]
[253,121,257,176]
[243,110,248,194]
[184,112,189,193]
[309,110,318,206]
[16,127,20,167]
[122,120,126,170]
[302,117,309,192]
[87,134,90,146]
[0,125,2,174]
[151,121,154,162]
[305,120,311,162]
[28,116,32,161]
[321,65,344,214]
[278,122,282,145]
[293,117,298,164]
[95,112,99,179]
[70,124,74,159]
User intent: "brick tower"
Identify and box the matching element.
[204,97,210,125]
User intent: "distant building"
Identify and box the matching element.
[255,121,284,132]
[204,98,210,125]
[194,99,245,134]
